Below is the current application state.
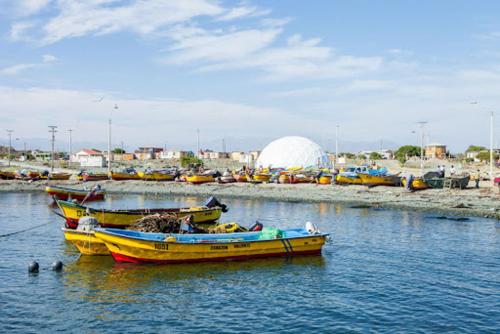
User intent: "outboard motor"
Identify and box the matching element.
[249,221,263,232]
[305,221,320,234]
[204,196,228,213]
[76,216,99,232]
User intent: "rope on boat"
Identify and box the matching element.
[0,221,53,238]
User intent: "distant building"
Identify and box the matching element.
[72,149,105,167]
[31,150,52,161]
[113,153,135,161]
[230,151,245,161]
[425,143,447,159]
[358,149,394,160]
[134,147,163,160]
[160,150,192,159]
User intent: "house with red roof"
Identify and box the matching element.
[71,149,106,167]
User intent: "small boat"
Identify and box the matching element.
[94,225,329,264]
[45,185,105,201]
[233,173,248,182]
[0,171,16,180]
[218,173,236,183]
[358,173,401,187]
[279,173,315,184]
[186,174,215,184]
[56,197,227,229]
[246,173,272,183]
[77,171,109,181]
[335,166,369,185]
[316,175,332,185]
[63,228,110,255]
[110,169,140,180]
[138,171,175,181]
[44,172,72,180]
[401,177,428,190]
[27,171,41,179]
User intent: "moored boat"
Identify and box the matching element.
[63,228,110,255]
[186,174,215,184]
[45,185,105,201]
[56,197,227,229]
[95,226,329,264]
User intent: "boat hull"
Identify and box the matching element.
[246,174,271,183]
[110,172,141,180]
[57,200,222,229]
[137,172,175,181]
[401,178,428,190]
[335,175,362,185]
[186,175,215,184]
[358,173,401,187]
[233,174,248,182]
[46,186,105,201]
[95,230,327,264]
[317,175,332,185]
[63,229,109,255]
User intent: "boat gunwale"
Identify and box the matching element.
[95,228,329,245]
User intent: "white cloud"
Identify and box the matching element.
[0,54,58,75]
[216,5,271,21]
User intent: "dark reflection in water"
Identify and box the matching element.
[0,192,498,333]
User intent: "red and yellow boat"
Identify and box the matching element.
[110,171,140,180]
[246,173,272,183]
[45,185,105,201]
[185,174,215,184]
[56,199,225,229]
[0,171,16,179]
[233,173,248,182]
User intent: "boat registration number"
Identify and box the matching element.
[155,243,169,251]
[76,210,89,218]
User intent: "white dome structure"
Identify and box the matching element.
[255,136,330,169]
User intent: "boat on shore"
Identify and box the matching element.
[401,177,428,190]
[358,173,401,187]
[246,173,272,183]
[186,174,215,184]
[56,197,227,229]
[335,166,369,185]
[110,169,140,180]
[77,171,109,181]
[316,175,332,185]
[138,170,175,181]
[45,185,105,201]
[233,173,248,182]
[95,226,328,264]
[0,171,16,179]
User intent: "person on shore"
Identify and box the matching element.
[438,165,445,178]
[474,169,481,188]
[450,165,456,176]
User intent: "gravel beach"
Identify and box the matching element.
[1,179,499,219]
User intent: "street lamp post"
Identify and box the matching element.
[335,125,339,168]
[197,129,200,159]
[68,129,73,169]
[417,121,427,175]
[108,104,118,178]
[490,111,494,186]
[48,126,58,172]
[6,130,13,167]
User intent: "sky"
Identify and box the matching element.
[1,0,500,153]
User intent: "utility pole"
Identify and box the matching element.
[417,121,427,175]
[48,126,57,172]
[335,125,339,168]
[6,130,13,167]
[196,129,200,158]
[490,111,494,186]
[68,129,73,169]
[108,104,117,178]
[222,138,226,153]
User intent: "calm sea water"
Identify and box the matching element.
[0,192,498,333]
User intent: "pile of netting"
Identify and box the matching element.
[127,214,192,233]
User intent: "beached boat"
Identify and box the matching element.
[63,228,110,255]
[76,172,109,181]
[358,173,401,187]
[317,175,332,185]
[45,185,105,201]
[401,177,428,190]
[335,166,369,185]
[0,171,16,179]
[279,173,315,184]
[186,174,215,184]
[94,227,329,264]
[56,198,226,229]
[110,170,140,180]
[233,173,248,182]
[246,173,272,183]
[44,172,72,180]
[138,171,175,181]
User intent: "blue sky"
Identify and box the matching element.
[1,0,500,153]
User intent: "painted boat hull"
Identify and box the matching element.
[358,173,401,187]
[77,174,109,181]
[63,228,109,255]
[95,229,328,264]
[233,174,248,182]
[45,185,105,201]
[137,172,175,181]
[56,200,223,229]
[246,174,271,183]
[110,172,141,180]
[0,171,16,180]
[186,175,215,184]
[401,178,428,190]
[335,175,362,185]
[317,175,332,185]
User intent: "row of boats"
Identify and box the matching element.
[48,187,328,264]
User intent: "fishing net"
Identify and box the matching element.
[127,214,192,233]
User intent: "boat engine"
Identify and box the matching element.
[305,221,320,234]
[204,196,228,213]
[76,217,99,232]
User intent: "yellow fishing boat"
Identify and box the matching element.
[246,173,272,183]
[63,228,109,255]
[358,173,401,187]
[56,198,226,229]
[335,174,362,184]
[95,226,329,264]
[401,177,428,190]
[138,171,175,181]
[110,171,140,180]
[185,175,215,184]
[317,175,332,185]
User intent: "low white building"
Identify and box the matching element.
[72,149,105,167]
[160,150,191,159]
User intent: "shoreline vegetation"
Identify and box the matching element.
[1,179,499,220]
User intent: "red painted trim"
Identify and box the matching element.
[110,249,322,264]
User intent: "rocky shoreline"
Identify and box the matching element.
[1,180,499,219]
